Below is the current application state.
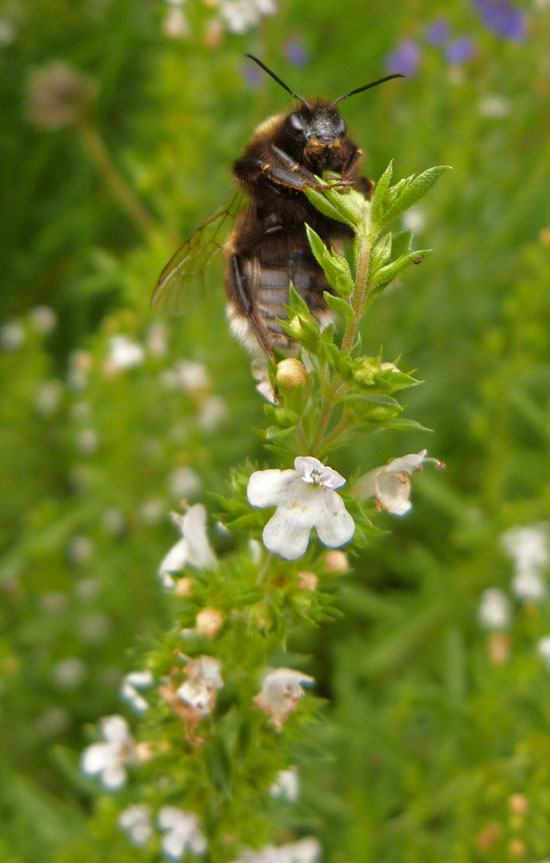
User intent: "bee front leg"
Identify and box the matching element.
[234,154,312,192]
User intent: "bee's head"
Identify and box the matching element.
[281,101,347,158]
[244,55,404,161]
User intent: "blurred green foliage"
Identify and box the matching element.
[1,0,549,861]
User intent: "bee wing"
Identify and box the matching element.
[151,187,249,316]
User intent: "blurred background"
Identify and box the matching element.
[1,0,549,860]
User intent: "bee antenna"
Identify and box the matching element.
[245,54,312,112]
[330,73,405,108]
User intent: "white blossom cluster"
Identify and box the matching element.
[118,803,207,858]
[500,522,549,601]
[231,837,321,863]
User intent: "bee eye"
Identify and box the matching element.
[336,116,346,136]
[288,113,305,135]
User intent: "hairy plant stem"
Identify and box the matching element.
[79,124,156,238]
[308,212,376,455]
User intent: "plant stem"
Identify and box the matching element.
[79,124,156,238]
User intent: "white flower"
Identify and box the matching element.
[177,655,224,716]
[28,305,57,333]
[253,667,314,732]
[104,334,144,374]
[247,456,354,561]
[167,358,211,394]
[199,395,227,431]
[145,321,170,356]
[81,715,136,790]
[67,534,94,564]
[158,504,216,589]
[168,466,202,499]
[478,588,511,631]
[478,95,510,118]
[75,428,99,455]
[501,523,549,579]
[120,669,154,714]
[402,207,426,233]
[34,380,63,416]
[78,612,111,643]
[233,837,321,863]
[119,804,153,846]
[352,449,443,515]
[511,569,545,602]
[251,357,278,404]
[270,766,299,802]
[0,321,25,350]
[537,636,550,669]
[157,806,207,859]
[52,657,86,689]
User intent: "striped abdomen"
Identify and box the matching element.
[226,247,334,353]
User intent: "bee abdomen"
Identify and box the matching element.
[250,260,332,343]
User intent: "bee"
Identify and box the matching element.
[152,55,403,358]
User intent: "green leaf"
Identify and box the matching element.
[303,185,341,221]
[371,160,393,228]
[322,291,354,322]
[391,229,413,258]
[383,165,451,226]
[305,224,354,297]
[286,283,311,318]
[371,249,431,291]
[383,416,432,431]
[370,232,392,275]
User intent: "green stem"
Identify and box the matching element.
[340,221,374,354]
[317,415,352,455]
[79,124,156,238]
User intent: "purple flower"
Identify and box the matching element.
[426,19,450,45]
[243,61,263,89]
[473,0,526,41]
[385,39,421,77]
[445,36,477,63]
[284,36,308,67]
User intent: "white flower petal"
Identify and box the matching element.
[247,469,294,508]
[81,742,110,775]
[294,456,346,489]
[159,538,189,577]
[100,715,130,744]
[384,450,428,475]
[376,473,412,515]
[263,510,312,560]
[101,761,127,790]
[314,489,355,547]
[182,504,217,569]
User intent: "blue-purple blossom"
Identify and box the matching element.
[426,19,450,45]
[445,36,477,63]
[473,0,526,41]
[284,35,308,67]
[385,39,421,77]
[243,62,263,89]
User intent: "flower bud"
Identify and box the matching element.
[297,571,318,591]
[195,607,224,638]
[276,358,308,390]
[488,632,511,665]
[508,838,526,857]
[508,794,528,815]
[174,577,193,597]
[25,61,97,130]
[351,357,379,386]
[324,550,349,573]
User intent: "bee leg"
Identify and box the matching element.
[235,154,312,192]
[228,253,275,358]
[341,147,363,178]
